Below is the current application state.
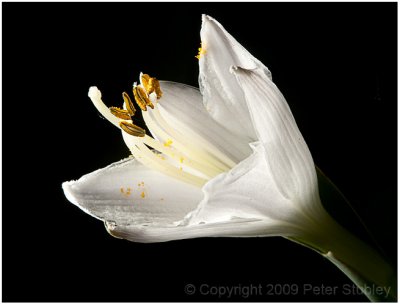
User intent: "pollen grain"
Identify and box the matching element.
[164,139,173,147]
[195,43,206,60]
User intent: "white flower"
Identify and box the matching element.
[63,14,317,241]
[62,15,394,300]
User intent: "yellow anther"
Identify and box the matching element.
[149,78,162,99]
[133,85,154,111]
[195,43,206,60]
[141,191,145,198]
[122,92,136,116]
[110,107,131,120]
[141,73,163,99]
[141,74,151,91]
[133,86,147,111]
[119,121,146,137]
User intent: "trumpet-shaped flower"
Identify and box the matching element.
[62,15,395,301]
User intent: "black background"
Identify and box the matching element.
[3,2,397,302]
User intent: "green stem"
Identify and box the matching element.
[289,211,396,302]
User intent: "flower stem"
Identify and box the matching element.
[289,212,397,302]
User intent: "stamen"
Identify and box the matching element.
[133,85,154,111]
[141,74,151,91]
[146,106,235,171]
[149,78,162,99]
[89,73,226,188]
[141,108,228,177]
[141,134,217,179]
[123,133,207,187]
[119,121,146,137]
[110,107,131,120]
[88,87,120,128]
[122,92,136,116]
[141,73,162,99]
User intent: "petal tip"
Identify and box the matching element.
[104,221,123,239]
[200,14,220,35]
[201,14,213,23]
[61,180,79,206]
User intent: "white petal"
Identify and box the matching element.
[62,157,203,226]
[62,157,295,243]
[198,15,271,141]
[154,81,252,163]
[105,217,295,243]
[184,143,315,234]
[231,66,320,214]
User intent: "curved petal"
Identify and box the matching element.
[105,217,298,243]
[154,81,252,163]
[231,66,321,216]
[198,15,271,141]
[62,157,203,226]
[184,143,316,233]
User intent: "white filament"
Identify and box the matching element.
[88,86,236,187]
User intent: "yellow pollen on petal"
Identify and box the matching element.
[164,139,173,147]
[179,157,184,163]
[157,154,166,160]
[195,43,206,60]
[120,187,132,196]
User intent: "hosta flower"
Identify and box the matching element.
[62,15,395,301]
